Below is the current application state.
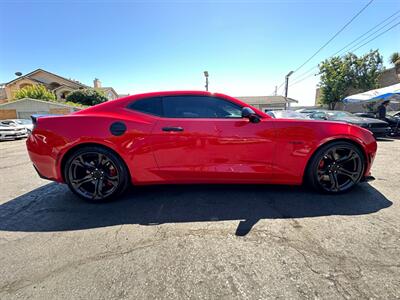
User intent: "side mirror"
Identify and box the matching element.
[242,107,260,123]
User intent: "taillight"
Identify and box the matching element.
[31,115,38,131]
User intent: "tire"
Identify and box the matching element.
[64,146,129,202]
[306,141,365,193]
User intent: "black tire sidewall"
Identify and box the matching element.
[306,141,365,193]
[64,146,129,202]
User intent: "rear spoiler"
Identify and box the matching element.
[31,114,61,127]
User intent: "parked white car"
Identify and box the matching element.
[266,110,310,119]
[0,119,34,133]
[0,124,28,141]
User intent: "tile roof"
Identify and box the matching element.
[236,95,298,105]
[5,69,88,88]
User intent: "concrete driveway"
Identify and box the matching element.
[0,139,399,299]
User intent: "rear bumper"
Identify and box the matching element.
[33,164,51,180]
[26,133,63,182]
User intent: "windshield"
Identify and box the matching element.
[387,111,400,117]
[326,111,353,118]
[274,110,307,119]
[15,119,32,125]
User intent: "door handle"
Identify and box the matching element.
[162,127,184,132]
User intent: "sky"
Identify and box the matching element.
[0,0,399,106]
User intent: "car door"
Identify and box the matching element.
[211,101,275,181]
[151,95,275,182]
[150,95,221,181]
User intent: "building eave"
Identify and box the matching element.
[0,98,80,109]
[5,69,89,88]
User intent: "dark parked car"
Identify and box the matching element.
[388,111,400,118]
[309,110,391,137]
[354,112,400,136]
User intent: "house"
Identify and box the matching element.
[236,95,298,112]
[0,69,120,103]
[93,78,119,100]
[0,98,80,120]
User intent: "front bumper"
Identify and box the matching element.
[367,127,391,137]
[0,131,28,140]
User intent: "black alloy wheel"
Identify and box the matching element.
[65,146,129,202]
[307,141,365,193]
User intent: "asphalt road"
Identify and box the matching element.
[0,139,399,299]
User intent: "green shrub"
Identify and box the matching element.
[15,84,56,101]
[66,88,108,106]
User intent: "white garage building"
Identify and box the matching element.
[0,98,80,120]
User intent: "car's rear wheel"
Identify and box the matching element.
[307,141,365,193]
[64,146,129,202]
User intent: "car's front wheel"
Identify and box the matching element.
[64,146,129,202]
[306,141,365,193]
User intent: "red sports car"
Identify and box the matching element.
[26,91,377,202]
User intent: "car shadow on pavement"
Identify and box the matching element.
[0,182,392,236]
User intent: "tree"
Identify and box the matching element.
[318,55,352,110]
[389,52,400,65]
[66,88,108,106]
[318,50,383,110]
[14,84,56,101]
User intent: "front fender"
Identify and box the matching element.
[270,120,377,184]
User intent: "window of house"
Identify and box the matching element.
[163,96,242,118]
[128,97,163,116]
[60,91,70,99]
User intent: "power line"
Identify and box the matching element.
[289,20,400,88]
[290,9,400,82]
[346,17,400,52]
[351,20,400,52]
[289,72,318,87]
[290,64,319,83]
[330,9,400,57]
[292,0,375,74]
[276,81,285,94]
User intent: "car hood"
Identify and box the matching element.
[6,124,26,129]
[331,116,388,124]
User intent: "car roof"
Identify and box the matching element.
[75,90,269,118]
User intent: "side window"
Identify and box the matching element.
[163,96,242,118]
[128,97,163,116]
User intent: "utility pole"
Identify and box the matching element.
[274,85,277,96]
[204,71,209,91]
[284,71,294,109]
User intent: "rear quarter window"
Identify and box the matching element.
[128,97,163,116]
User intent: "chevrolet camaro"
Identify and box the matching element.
[26,91,377,202]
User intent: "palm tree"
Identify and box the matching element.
[389,52,400,65]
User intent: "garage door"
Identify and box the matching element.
[18,111,48,119]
